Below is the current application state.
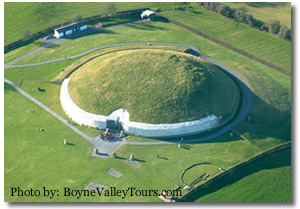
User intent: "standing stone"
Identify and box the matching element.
[64,139,68,145]
[129,154,134,161]
[112,152,116,158]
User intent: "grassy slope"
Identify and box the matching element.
[5,20,291,143]
[192,148,291,202]
[224,2,291,29]
[5,84,269,202]
[4,2,153,45]
[182,164,221,185]
[6,2,291,73]
[160,4,291,72]
[4,8,291,202]
[68,49,239,123]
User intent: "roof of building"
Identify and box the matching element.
[55,21,87,33]
[141,10,154,16]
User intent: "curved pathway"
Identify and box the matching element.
[4,42,252,154]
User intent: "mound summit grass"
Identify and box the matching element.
[68,49,240,123]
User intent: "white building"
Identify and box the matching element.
[54,21,88,39]
[141,10,155,19]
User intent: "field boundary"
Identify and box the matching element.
[156,13,291,76]
[4,8,148,53]
[178,141,291,201]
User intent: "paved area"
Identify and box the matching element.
[85,182,108,191]
[105,168,123,178]
[125,159,141,168]
[4,78,125,158]
[4,39,252,154]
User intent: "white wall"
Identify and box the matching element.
[60,79,222,138]
[80,25,87,30]
[65,30,73,35]
[54,30,63,39]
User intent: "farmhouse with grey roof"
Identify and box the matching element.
[54,21,87,39]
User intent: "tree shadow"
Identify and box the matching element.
[63,28,117,41]
[4,83,16,94]
[245,2,287,8]
[126,23,166,31]
[44,43,60,48]
[180,148,291,202]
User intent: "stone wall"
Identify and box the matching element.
[60,78,222,138]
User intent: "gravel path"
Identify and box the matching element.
[4,40,252,151]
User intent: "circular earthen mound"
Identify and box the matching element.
[68,49,240,124]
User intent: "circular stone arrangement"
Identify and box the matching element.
[60,47,242,138]
[181,162,222,186]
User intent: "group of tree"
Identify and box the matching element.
[101,3,118,17]
[198,2,291,41]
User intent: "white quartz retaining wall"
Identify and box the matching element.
[60,79,222,138]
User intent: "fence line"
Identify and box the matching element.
[156,13,291,76]
[178,141,291,201]
[4,8,148,53]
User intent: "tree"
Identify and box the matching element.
[72,14,82,23]
[102,3,117,17]
[218,4,235,18]
[245,13,255,27]
[278,25,291,40]
[234,6,248,23]
[267,20,281,34]
[22,30,31,41]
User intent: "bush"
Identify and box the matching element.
[267,20,281,34]
[197,3,290,41]
[72,15,82,23]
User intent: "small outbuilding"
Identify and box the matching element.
[54,21,88,39]
[141,10,155,20]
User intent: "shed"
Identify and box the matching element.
[141,10,155,19]
[54,21,88,39]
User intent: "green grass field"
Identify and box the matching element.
[190,148,291,202]
[4,2,155,45]
[4,20,291,142]
[224,2,291,29]
[68,49,240,123]
[4,2,291,202]
[5,83,272,202]
[160,3,291,71]
[182,164,221,185]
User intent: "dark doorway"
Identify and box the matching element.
[106,120,118,129]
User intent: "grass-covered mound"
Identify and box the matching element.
[68,49,240,123]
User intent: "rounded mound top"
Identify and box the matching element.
[68,49,240,123]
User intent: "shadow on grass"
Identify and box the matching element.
[114,155,146,163]
[126,23,167,31]
[4,83,16,94]
[245,2,287,8]
[180,148,291,202]
[180,144,191,150]
[135,158,146,163]
[158,156,168,160]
